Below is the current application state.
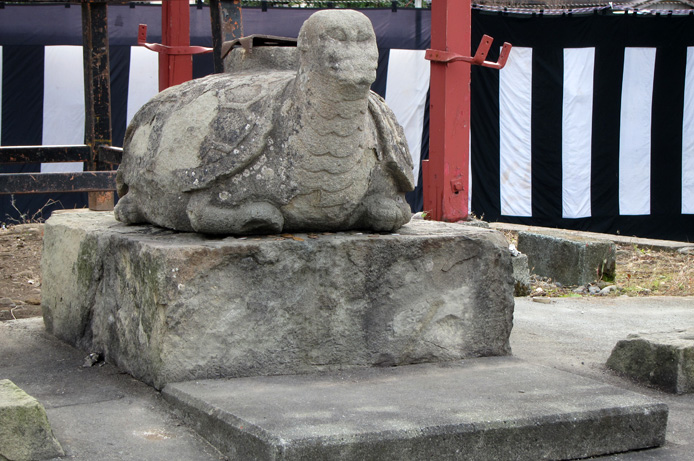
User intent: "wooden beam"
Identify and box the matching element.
[0,145,92,164]
[0,172,117,195]
[422,0,471,222]
[82,0,115,210]
[210,0,243,73]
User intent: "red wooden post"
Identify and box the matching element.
[422,0,471,222]
[160,0,193,91]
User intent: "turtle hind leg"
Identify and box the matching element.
[360,195,411,232]
[187,197,284,235]
[113,193,147,224]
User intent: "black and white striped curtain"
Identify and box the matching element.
[2,6,693,240]
[471,12,694,241]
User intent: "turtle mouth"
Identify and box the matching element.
[327,62,376,87]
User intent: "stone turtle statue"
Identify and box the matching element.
[114,10,415,235]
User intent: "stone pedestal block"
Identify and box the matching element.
[607,330,694,394]
[0,379,64,461]
[517,231,616,286]
[42,212,514,389]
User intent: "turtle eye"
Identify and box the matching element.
[324,27,347,42]
[356,29,373,42]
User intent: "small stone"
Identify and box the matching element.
[678,246,694,255]
[573,286,586,294]
[588,285,601,295]
[532,297,552,304]
[0,297,15,308]
[599,285,617,296]
[82,352,102,368]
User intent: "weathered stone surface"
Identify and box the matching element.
[607,329,694,394]
[0,379,64,461]
[114,10,414,235]
[163,357,668,461]
[511,253,530,297]
[42,211,514,390]
[517,230,616,286]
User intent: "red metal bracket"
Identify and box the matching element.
[425,35,512,70]
[137,24,212,56]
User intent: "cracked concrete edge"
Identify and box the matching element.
[489,222,694,253]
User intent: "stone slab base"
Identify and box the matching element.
[163,357,668,461]
[607,329,694,394]
[0,379,64,461]
[517,230,616,286]
[41,212,514,389]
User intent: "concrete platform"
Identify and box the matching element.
[163,357,668,461]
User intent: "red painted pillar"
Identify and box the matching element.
[423,0,471,222]
[160,0,193,91]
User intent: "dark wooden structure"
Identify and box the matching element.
[0,0,241,211]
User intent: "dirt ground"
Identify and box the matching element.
[0,223,44,321]
[1,222,693,322]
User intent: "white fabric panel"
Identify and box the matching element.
[127,46,159,125]
[562,48,595,219]
[41,45,84,173]
[499,46,533,217]
[385,49,430,186]
[0,46,3,145]
[683,47,694,214]
[619,47,655,216]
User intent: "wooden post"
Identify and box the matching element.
[422,0,470,222]
[160,0,193,90]
[82,0,114,211]
[210,0,243,74]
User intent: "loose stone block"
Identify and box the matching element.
[607,329,694,394]
[0,379,64,461]
[42,211,514,389]
[511,253,531,297]
[517,230,616,286]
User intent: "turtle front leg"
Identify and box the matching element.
[114,193,147,225]
[360,195,411,232]
[186,193,284,235]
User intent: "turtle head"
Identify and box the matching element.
[297,10,378,99]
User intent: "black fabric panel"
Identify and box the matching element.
[110,45,130,147]
[590,45,623,224]
[470,62,501,221]
[470,20,501,221]
[193,52,214,79]
[372,48,390,98]
[651,46,686,218]
[1,46,44,147]
[1,46,45,223]
[0,5,82,46]
[531,47,563,219]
